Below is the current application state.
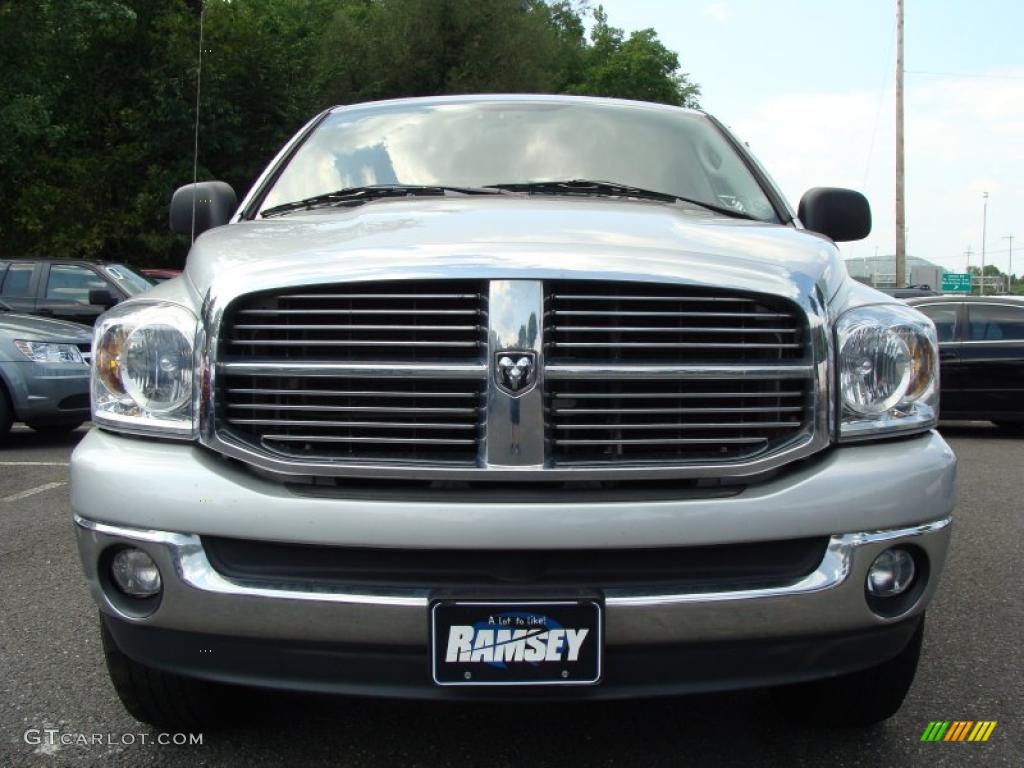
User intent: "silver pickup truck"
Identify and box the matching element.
[72,95,955,729]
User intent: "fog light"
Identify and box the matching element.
[866,548,916,597]
[111,548,162,598]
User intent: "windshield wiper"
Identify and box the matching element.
[483,179,758,220]
[260,184,505,218]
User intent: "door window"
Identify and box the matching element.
[45,264,108,304]
[1,263,34,297]
[917,304,960,343]
[967,304,1024,341]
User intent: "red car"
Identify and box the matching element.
[140,268,182,284]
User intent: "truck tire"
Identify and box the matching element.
[100,616,241,729]
[27,421,84,433]
[770,618,924,727]
[993,420,1024,434]
[0,385,13,440]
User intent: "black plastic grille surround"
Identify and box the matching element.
[202,535,830,591]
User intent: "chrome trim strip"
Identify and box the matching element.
[605,517,952,605]
[484,280,545,467]
[74,515,951,611]
[74,515,427,608]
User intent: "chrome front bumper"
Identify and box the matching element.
[75,514,952,647]
[72,427,956,648]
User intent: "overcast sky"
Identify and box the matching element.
[596,0,1024,275]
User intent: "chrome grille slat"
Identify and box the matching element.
[552,342,804,349]
[227,388,477,398]
[261,435,478,445]
[557,326,798,334]
[236,308,483,316]
[222,362,487,378]
[545,364,813,380]
[226,404,478,415]
[550,294,756,303]
[552,406,805,415]
[232,324,482,331]
[229,420,476,429]
[550,310,790,319]
[553,391,804,399]
[227,339,481,347]
[557,437,770,446]
[555,422,801,430]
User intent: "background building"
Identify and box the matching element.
[845,255,945,290]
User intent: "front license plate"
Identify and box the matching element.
[430,600,602,686]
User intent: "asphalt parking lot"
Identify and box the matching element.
[1,423,1020,767]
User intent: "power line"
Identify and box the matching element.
[862,16,896,191]
[905,69,1024,80]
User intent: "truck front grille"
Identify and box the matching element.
[213,279,818,477]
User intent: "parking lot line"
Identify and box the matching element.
[1,481,67,502]
[0,461,70,467]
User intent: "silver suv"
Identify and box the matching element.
[72,95,955,728]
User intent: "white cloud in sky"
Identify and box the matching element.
[729,69,1024,275]
[703,2,731,24]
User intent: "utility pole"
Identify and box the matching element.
[980,192,989,295]
[964,246,973,271]
[895,0,906,288]
[1004,235,1014,293]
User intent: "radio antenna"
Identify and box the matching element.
[190,1,206,244]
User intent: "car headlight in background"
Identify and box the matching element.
[836,303,938,441]
[14,340,85,364]
[92,302,198,438]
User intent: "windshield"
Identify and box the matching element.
[259,100,778,221]
[104,264,154,295]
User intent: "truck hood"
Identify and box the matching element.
[184,196,846,306]
[0,312,93,343]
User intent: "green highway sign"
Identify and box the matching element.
[942,273,972,293]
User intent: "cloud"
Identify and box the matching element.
[703,2,731,23]
[727,69,1024,274]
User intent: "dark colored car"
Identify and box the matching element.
[140,268,182,284]
[0,259,153,325]
[879,286,940,299]
[908,295,1024,430]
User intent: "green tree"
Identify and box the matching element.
[0,0,701,267]
[568,6,700,107]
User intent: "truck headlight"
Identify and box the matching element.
[92,302,198,439]
[836,304,938,441]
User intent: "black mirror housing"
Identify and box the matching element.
[89,288,117,308]
[169,181,237,237]
[798,187,871,242]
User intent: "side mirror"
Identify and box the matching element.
[798,187,871,242]
[88,289,118,308]
[169,180,237,237]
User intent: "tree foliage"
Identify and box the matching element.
[0,0,700,266]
